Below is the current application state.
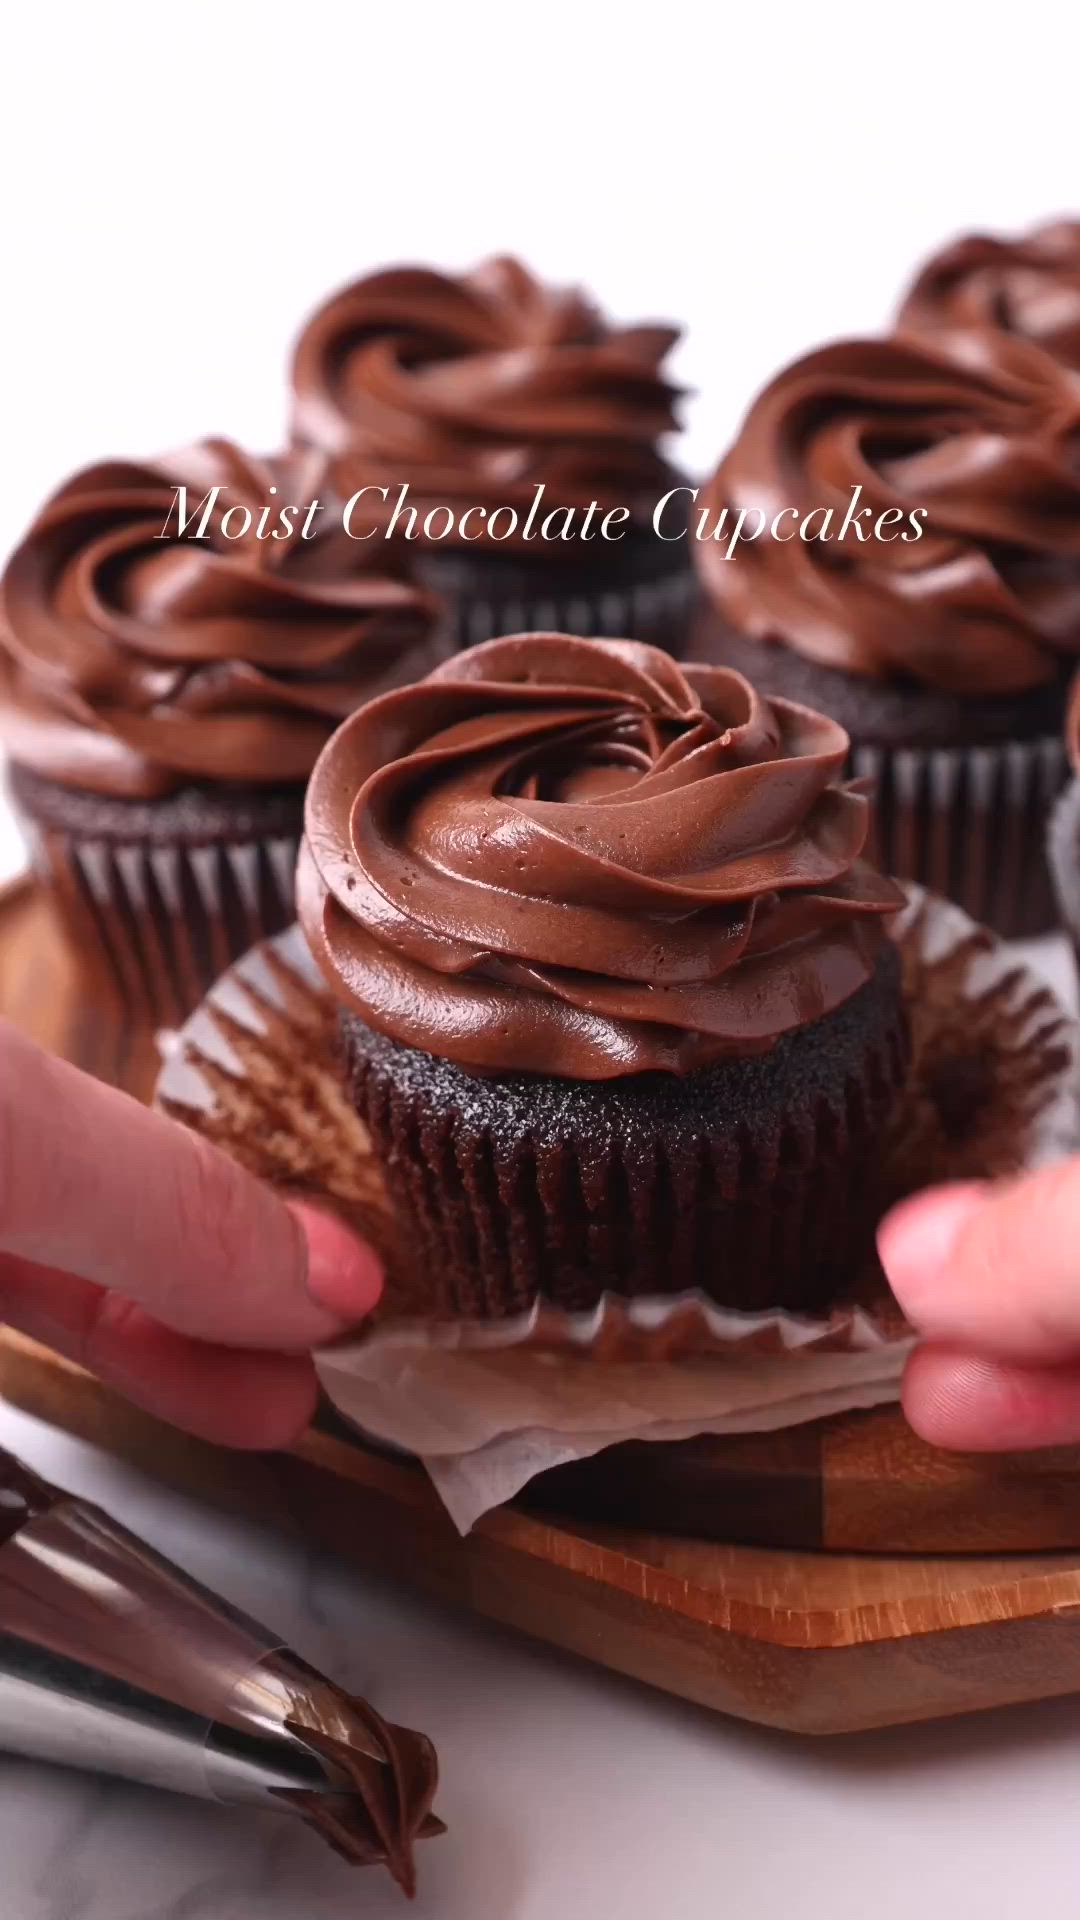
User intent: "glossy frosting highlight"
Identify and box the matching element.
[899,220,1080,369]
[299,633,901,1078]
[0,442,442,797]
[290,256,683,537]
[697,333,1080,694]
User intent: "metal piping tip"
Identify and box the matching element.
[0,1449,443,1894]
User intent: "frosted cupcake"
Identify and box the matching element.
[0,440,444,1023]
[688,331,1080,936]
[299,633,907,1319]
[290,256,694,650]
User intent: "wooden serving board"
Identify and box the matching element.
[8,868,1080,1730]
[7,1328,1080,1736]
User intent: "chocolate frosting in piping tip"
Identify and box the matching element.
[282,1692,444,1897]
[290,255,684,533]
[0,1445,443,1897]
[0,440,443,797]
[299,632,902,1078]
[696,330,1080,694]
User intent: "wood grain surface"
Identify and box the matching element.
[8,869,1080,1731]
[4,1329,1080,1734]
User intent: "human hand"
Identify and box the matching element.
[879,1162,1080,1450]
[0,1020,382,1449]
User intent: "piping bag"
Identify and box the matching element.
[0,1448,444,1896]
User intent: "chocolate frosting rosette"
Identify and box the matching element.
[0,441,445,1026]
[290,257,695,650]
[689,331,1080,936]
[298,633,908,1318]
[898,218,1080,371]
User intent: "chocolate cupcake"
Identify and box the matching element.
[688,332,1080,937]
[898,219,1080,369]
[289,256,694,650]
[0,441,444,1024]
[1048,671,1080,962]
[298,633,907,1319]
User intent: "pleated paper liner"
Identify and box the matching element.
[850,734,1067,940]
[156,890,1077,1529]
[23,817,299,1031]
[158,888,1077,1359]
[1048,771,1080,969]
[415,556,699,654]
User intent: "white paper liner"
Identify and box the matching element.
[318,1339,913,1533]
[157,887,1078,1533]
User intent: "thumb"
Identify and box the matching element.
[878,1162,1080,1365]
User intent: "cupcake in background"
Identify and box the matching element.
[289,256,695,650]
[0,441,444,1025]
[299,632,907,1321]
[1048,671,1080,965]
[898,218,1080,370]
[688,330,1080,938]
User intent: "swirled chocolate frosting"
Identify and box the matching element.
[290,256,683,540]
[0,442,442,798]
[899,220,1080,369]
[698,333,1080,694]
[298,633,901,1078]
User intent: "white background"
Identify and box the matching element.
[3,1,1080,557]
[4,7,1080,1914]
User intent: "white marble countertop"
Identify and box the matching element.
[4,1401,1080,1920]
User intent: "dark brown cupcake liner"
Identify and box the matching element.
[22,817,300,1029]
[417,558,699,652]
[340,955,909,1321]
[157,890,1078,1350]
[849,733,1067,939]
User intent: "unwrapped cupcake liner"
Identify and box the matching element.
[418,558,699,653]
[851,733,1067,940]
[24,817,300,1029]
[156,889,1078,1530]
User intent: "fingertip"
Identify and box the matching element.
[901,1345,1003,1449]
[79,1296,323,1450]
[877,1182,988,1321]
[903,1344,1080,1452]
[287,1200,384,1327]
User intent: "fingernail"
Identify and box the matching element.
[877,1183,988,1322]
[288,1200,384,1324]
